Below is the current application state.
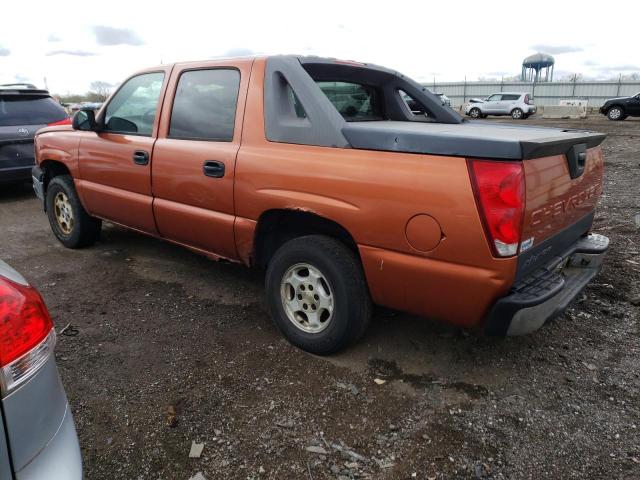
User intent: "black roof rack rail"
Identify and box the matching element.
[0,83,38,89]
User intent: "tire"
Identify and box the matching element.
[468,108,481,119]
[511,108,524,119]
[265,235,372,355]
[607,106,625,121]
[46,175,101,248]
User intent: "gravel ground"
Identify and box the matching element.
[0,116,638,480]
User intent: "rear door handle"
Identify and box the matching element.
[203,160,225,178]
[133,150,149,165]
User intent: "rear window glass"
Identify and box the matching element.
[501,94,520,101]
[169,69,240,141]
[0,96,67,126]
[316,81,382,121]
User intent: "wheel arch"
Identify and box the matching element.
[607,103,625,113]
[252,209,359,269]
[40,160,72,201]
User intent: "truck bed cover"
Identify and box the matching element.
[342,120,606,160]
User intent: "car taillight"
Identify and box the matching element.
[47,117,71,126]
[467,159,525,257]
[0,277,55,395]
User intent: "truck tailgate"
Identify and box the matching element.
[517,146,604,280]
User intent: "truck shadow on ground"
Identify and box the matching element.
[95,222,542,393]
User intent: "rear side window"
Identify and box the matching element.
[104,72,165,136]
[169,69,240,141]
[316,81,382,121]
[0,96,67,126]
[501,94,520,101]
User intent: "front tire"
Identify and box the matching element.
[607,106,625,121]
[265,235,371,355]
[511,108,524,119]
[46,175,101,248]
[468,107,481,119]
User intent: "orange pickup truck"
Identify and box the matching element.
[32,55,609,354]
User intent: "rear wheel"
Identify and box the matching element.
[468,107,482,119]
[265,235,371,355]
[46,175,101,248]
[607,106,625,121]
[511,108,524,119]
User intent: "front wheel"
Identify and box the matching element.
[607,106,625,121]
[468,107,482,119]
[265,235,371,355]
[511,108,524,119]
[46,175,101,248]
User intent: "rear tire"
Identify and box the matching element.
[468,108,481,119]
[46,175,101,248]
[511,108,524,119]
[607,106,625,121]
[265,235,371,355]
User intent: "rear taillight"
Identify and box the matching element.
[47,117,71,126]
[0,277,55,395]
[468,159,525,257]
[524,95,533,105]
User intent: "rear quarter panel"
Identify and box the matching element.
[235,58,517,327]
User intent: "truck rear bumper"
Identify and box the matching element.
[484,233,609,336]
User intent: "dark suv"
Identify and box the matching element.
[600,92,640,120]
[0,84,69,184]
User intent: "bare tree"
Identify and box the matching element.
[88,81,114,102]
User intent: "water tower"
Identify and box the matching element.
[521,53,555,82]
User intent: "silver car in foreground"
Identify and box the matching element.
[465,92,536,119]
[0,260,82,479]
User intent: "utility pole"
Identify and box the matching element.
[463,76,467,104]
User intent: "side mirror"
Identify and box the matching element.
[72,109,97,131]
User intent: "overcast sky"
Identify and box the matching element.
[1,0,639,94]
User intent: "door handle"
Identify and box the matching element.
[203,160,225,178]
[133,150,149,165]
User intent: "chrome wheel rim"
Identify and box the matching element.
[54,192,74,234]
[609,108,621,119]
[280,263,334,334]
[470,109,480,118]
[512,109,522,119]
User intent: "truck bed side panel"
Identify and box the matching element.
[235,59,517,327]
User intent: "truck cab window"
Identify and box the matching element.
[104,72,165,136]
[169,69,240,141]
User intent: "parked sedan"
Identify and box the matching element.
[465,92,536,119]
[0,260,82,479]
[599,92,640,120]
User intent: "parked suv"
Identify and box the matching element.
[465,92,536,119]
[599,92,640,120]
[0,84,69,184]
[0,260,82,479]
[32,56,607,354]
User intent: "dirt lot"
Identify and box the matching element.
[0,116,638,480]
